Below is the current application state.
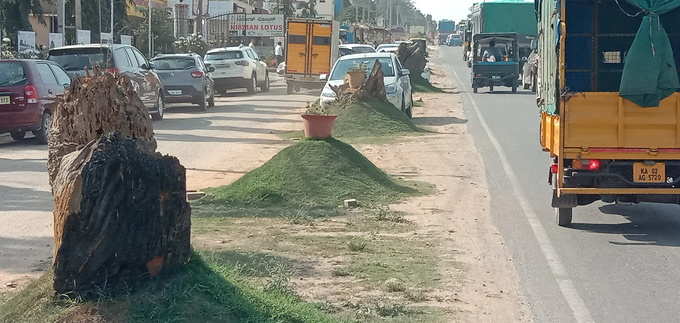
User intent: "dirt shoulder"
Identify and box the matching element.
[353,66,531,321]
[192,61,531,321]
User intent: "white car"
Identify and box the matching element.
[339,44,377,57]
[320,53,414,118]
[376,43,399,53]
[204,46,270,94]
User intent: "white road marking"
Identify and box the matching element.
[450,67,595,323]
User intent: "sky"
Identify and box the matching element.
[412,0,475,22]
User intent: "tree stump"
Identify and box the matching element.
[398,42,428,79]
[48,72,191,296]
[330,60,386,102]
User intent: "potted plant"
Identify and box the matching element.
[301,102,337,139]
[346,66,366,89]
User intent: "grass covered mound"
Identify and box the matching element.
[0,253,335,323]
[198,138,418,209]
[412,76,443,93]
[330,98,422,138]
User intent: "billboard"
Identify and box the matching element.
[100,32,113,44]
[48,33,64,49]
[17,31,37,54]
[228,14,284,37]
[120,35,133,45]
[77,30,91,44]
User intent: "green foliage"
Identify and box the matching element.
[348,238,368,252]
[298,0,318,18]
[198,138,418,210]
[0,0,44,46]
[129,7,175,57]
[330,98,422,138]
[174,34,209,56]
[0,253,339,323]
[80,0,135,43]
[412,76,443,93]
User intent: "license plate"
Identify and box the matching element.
[492,76,501,79]
[0,96,10,104]
[168,90,182,95]
[633,162,666,183]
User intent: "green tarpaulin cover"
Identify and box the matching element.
[620,0,680,107]
[475,2,538,37]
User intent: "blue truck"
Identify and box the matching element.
[437,20,456,45]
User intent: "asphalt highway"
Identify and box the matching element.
[440,46,680,323]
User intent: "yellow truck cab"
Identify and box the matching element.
[537,0,680,226]
[285,18,339,94]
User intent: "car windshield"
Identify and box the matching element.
[330,57,395,81]
[48,48,113,71]
[0,62,28,87]
[205,51,243,61]
[151,57,196,70]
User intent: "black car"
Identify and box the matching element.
[151,54,215,111]
[47,44,166,120]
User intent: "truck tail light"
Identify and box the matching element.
[191,70,204,78]
[235,60,249,66]
[550,164,559,174]
[573,159,601,171]
[24,85,38,103]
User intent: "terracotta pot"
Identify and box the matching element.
[302,114,337,139]
[346,71,366,89]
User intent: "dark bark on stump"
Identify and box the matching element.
[398,42,427,79]
[48,72,191,296]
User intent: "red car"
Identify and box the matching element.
[0,59,71,144]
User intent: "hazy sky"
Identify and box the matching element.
[412,0,474,22]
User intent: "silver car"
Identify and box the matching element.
[151,54,215,111]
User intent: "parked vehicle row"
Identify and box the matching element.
[1,43,272,144]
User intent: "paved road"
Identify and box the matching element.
[439,46,680,323]
[0,74,314,287]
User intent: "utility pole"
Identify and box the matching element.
[58,0,66,34]
[148,0,152,56]
[111,0,114,36]
[99,0,102,38]
[75,0,82,29]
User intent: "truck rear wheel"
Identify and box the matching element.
[556,208,573,227]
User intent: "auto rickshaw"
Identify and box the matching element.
[471,32,520,93]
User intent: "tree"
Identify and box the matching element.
[130,7,175,57]
[0,0,46,46]
[271,0,295,17]
[299,0,318,18]
[81,0,135,43]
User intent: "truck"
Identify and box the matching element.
[470,1,536,49]
[537,0,680,226]
[437,19,456,45]
[285,18,340,94]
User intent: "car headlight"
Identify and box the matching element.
[321,88,336,98]
[385,83,398,95]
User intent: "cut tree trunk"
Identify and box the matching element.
[398,42,427,79]
[48,72,191,296]
[330,59,386,101]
